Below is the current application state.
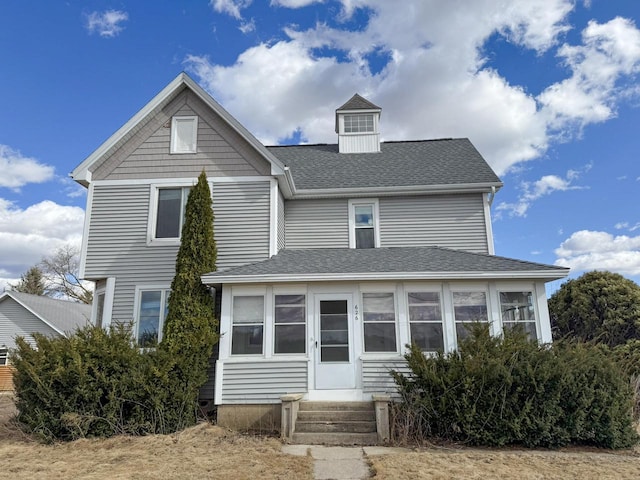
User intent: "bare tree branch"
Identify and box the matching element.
[39,245,93,304]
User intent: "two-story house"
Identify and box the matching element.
[71,73,568,434]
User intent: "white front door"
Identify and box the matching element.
[314,294,357,390]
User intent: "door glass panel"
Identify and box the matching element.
[319,300,349,362]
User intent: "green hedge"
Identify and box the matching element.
[392,324,638,448]
[11,325,193,442]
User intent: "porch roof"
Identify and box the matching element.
[202,247,569,284]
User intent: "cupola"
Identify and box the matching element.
[335,93,381,153]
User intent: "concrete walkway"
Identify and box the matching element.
[282,444,410,480]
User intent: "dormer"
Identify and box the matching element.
[335,93,381,154]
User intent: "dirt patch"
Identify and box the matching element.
[370,446,640,480]
[0,395,313,480]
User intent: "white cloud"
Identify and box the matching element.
[0,145,54,189]
[239,18,256,34]
[0,199,85,288]
[615,222,629,230]
[210,0,252,19]
[495,166,589,217]
[85,10,129,37]
[555,230,640,276]
[185,1,640,178]
[271,0,323,7]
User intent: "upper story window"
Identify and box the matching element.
[349,199,379,249]
[500,291,537,340]
[344,114,374,133]
[170,116,198,154]
[453,291,488,343]
[362,292,397,352]
[136,288,170,347]
[155,187,190,239]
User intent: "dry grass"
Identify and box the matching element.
[0,394,313,480]
[370,445,640,480]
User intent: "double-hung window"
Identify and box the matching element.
[453,291,488,342]
[407,292,444,352]
[136,289,170,347]
[170,116,198,154]
[0,348,8,366]
[500,291,537,340]
[155,187,190,239]
[232,296,264,355]
[274,295,306,354]
[349,199,379,249]
[362,293,397,352]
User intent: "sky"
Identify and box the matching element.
[1,0,640,295]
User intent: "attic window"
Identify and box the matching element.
[170,116,198,153]
[344,114,374,133]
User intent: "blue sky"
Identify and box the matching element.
[1,0,639,294]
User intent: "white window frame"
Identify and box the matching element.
[361,291,398,353]
[348,198,380,249]
[451,289,490,346]
[0,347,8,366]
[147,183,193,244]
[92,277,115,329]
[406,289,445,353]
[498,290,539,341]
[343,114,375,133]
[170,116,198,154]
[231,294,266,356]
[133,285,171,347]
[273,293,307,355]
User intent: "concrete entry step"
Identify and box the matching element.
[298,401,374,412]
[296,420,377,433]
[291,432,379,446]
[297,410,375,422]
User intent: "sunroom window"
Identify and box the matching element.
[232,296,264,355]
[274,294,306,354]
[362,293,397,352]
[155,187,190,239]
[137,289,170,347]
[407,291,444,352]
[453,291,488,343]
[500,291,537,340]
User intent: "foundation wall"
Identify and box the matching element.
[217,404,281,432]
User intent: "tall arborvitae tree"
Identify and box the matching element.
[161,170,218,426]
[11,266,46,295]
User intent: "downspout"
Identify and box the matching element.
[488,186,496,206]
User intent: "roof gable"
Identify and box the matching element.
[0,292,92,335]
[337,93,381,111]
[71,73,287,185]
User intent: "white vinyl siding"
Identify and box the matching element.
[379,194,489,253]
[285,198,349,248]
[361,358,410,394]
[220,361,307,403]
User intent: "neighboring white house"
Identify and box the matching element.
[70,73,569,427]
[0,291,92,390]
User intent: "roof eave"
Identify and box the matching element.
[202,269,570,284]
[70,72,286,184]
[0,292,66,336]
[290,181,504,199]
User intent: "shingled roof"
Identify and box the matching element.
[336,93,381,111]
[202,247,568,283]
[268,139,502,191]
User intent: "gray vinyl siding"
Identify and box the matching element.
[277,190,285,251]
[92,89,271,181]
[221,360,307,403]
[361,358,410,395]
[0,298,60,349]
[213,181,271,269]
[285,198,349,248]
[84,181,271,324]
[379,194,489,253]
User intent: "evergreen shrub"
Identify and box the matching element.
[392,324,638,448]
[12,325,176,442]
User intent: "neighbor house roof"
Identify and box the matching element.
[267,139,503,193]
[202,247,569,284]
[0,292,92,336]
